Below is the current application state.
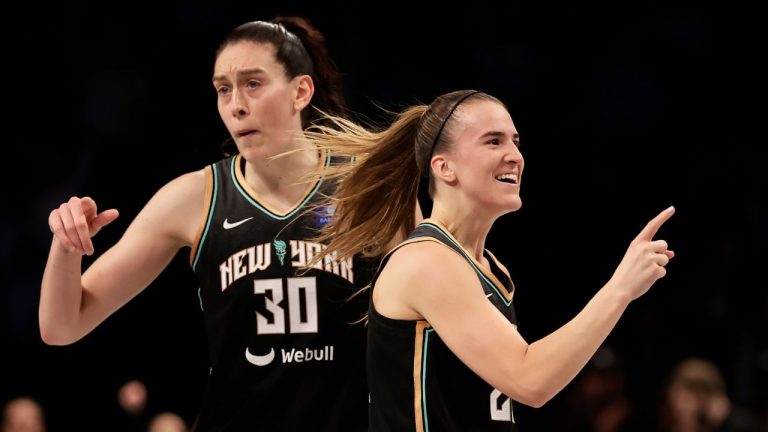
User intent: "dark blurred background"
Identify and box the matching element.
[2,1,766,431]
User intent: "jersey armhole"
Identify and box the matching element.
[190,165,216,268]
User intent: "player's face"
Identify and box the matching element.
[213,41,309,156]
[443,100,524,215]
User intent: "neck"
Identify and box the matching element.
[242,137,321,196]
[429,198,496,263]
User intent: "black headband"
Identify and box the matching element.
[425,91,480,177]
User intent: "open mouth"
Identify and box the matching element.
[495,173,518,184]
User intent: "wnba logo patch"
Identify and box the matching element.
[315,206,334,228]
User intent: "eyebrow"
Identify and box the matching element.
[480,131,520,141]
[212,67,266,83]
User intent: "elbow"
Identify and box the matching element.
[40,327,75,346]
[501,380,557,409]
[39,318,79,346]
[522,393,553,409]
[40,329,67,346]
[514,389,552,409]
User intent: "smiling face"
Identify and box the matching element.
[213,41,312,158]
[433,99,524,215]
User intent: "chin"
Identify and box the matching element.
[240,144,270,159]
[506,197,523,212]
[487,199,522,219]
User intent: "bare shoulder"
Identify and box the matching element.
[375,239,486,320]
[156,168,207,198]
[132,168,209,246]
[386,240,466,278]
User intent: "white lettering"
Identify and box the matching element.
[218,240,355,289]
[287,277,318,333]
[340,256,354,284]
[324,251,339,275]
[254,279,285,334]
[233,250,247,282]
[306,242,323,270]
[219,258,233,291]
[279,346,336,363]
[247,243,271,272]
[290,240,306,267]
[490,389,514,422]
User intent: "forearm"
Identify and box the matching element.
[521,282,631,403]
[39,238,88,345]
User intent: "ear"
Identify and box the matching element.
[431,154,457,184]
[293,75,315,112]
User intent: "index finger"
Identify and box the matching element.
[75,200,98,255]
[637,206,675,241]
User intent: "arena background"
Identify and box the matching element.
[2,1,766,430]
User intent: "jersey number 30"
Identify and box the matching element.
[253,277,318,334]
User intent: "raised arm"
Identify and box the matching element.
[40,170,206,345]
[384,207,674,407]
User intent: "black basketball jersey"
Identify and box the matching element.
[190,153,369,431]
[367,220,519,432]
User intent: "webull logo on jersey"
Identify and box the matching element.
[245,345,335,366]
[281,345,334,363]
[218,240,354,290]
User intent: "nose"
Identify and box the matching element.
[230,88,249,118]
[504,143,523,164]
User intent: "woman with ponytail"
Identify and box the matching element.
[40,17,370,431]
[309,89,675,431]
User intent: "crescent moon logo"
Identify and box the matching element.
[245,347,275,366]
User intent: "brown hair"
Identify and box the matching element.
[306,90,500,264]
[217,16,346,155]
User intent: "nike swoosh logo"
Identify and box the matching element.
[245,347,275,366]
[486,293,494,298]
[223,217,254,230]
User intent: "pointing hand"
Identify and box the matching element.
[48,196,119,256]
[610,206,675,301]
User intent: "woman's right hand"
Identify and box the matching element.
[609,206,675,301]
[48,196,119,256]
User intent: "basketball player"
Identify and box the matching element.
[41,17,375,431]
[304,89,675,431]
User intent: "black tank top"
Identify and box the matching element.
[191,152,370,431]
[367,220,519,432]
